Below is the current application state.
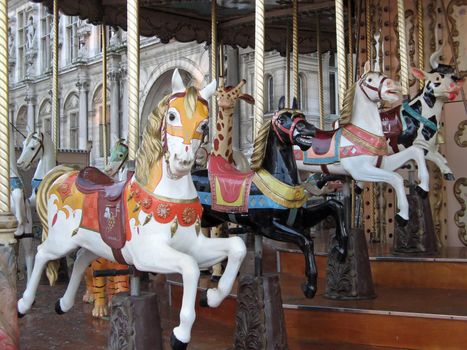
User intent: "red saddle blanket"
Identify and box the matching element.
[76,167,130,253]
[208,155,254,213]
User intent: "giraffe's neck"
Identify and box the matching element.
[212,106,234,162]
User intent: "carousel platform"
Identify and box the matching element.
[167,235,467,350]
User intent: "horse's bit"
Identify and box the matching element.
[359,73,387,102]
[272,111,306,144]
[25,132,45,168]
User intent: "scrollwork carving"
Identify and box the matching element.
[454,120,467,147]
[454,177,467,246]
[447,0,467,75]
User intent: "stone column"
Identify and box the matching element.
[0,0,19,346]
[25,93,36,133]
[119,60,128,140]
[108,68,121,142]
[76,79,89,150]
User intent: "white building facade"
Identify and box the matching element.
[8,1,338,166]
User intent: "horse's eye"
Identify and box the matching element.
[200,123,207,131]
[368,78,372,83]
[119,154,123,158]
[169,113,176,121]
[31,147,35,151]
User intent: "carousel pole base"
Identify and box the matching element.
[108,291,163,350]
[393,189,438,255]
[325,228,376,300]
[0,213,19,349]
[234,233,288,349]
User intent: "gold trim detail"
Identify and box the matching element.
[252,168,306,209]
[454,120,467,147]
[454,177,467,246]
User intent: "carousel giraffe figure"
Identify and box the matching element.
[82,139,130,318]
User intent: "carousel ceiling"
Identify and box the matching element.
[31,0,341,54]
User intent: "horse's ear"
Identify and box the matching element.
[292,97,298,109]
[278,96,285,110]
[363,60,371,75]
[411,67,426,81]
[200,79,217,100]
[172,68,185,94]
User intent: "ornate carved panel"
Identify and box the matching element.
[454,178,467,246]
[454,120,467,147]
[447,0,467,75]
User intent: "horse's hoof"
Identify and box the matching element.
[210,275,221,283]
[395,214,408,227]
[415,186,428,199]
[354,185,363,195]
[199,290,209,308]
[444,173,455,181]
[301,282,317,299]
[55,299,65,315]
[170,332,188,350]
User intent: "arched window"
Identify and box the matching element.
[38,99,52,137]
[91,85,110,161]
[15,106,27,147]
[298,74,305,110]
[64,93,79,149]
[267,75,274,112]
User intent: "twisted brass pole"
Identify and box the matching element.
[336,0,347,110]
[285,24,291,108]
[417,0,424,88]
[127,0,140,161]
[347,0,354,84]
[0,0,10,213]
[52,0,59,150]
[102,24,108,164]
[397,0,409,98]
[211,0,217,139]
[317,16,324,128]
[292,0,299,106]
[254,0,265,137]
[366,0,372,64]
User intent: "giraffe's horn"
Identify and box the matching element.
[236,79,246,90]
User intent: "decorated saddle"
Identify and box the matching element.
[75,167,130,264]
[208,155,254,213]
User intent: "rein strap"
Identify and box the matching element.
[402,101,437,132]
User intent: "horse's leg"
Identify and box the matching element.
[18,238,76,315]
[210,225,224,282]
[82,265,94,303]
[132,244,200,345]
[57,248,98,313]
[302,199,348,260]
[190,235,246,308]
[381,147,430,193]
[425,150,454,180]
[268,219,317,298]
[23,201,35,282]
[343,159,409,222]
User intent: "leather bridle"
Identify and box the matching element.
[272,110,306,144]
[359,72,388,102]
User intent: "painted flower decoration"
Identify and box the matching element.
[182,207,197,225]
[156,203,170,219]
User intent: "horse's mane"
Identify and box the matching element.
[250,120,271,171]
[135,95,169,185]
[135,86,199,185]
[338,82,357,125]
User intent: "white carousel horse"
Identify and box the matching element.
[17,130,57,209]
[381,48,465,180]
[9,130,34,282]
[296,61,430,224]
[18,69,246,349]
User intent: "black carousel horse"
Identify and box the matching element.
[193,98,348,298]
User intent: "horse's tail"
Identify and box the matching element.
[37,164,78,286]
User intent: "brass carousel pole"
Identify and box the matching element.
[336,0,347,109]
[253,0,265,137]
[347,0,353,85]
[52,0,59,151]
[286,24,291,108]
[397,0,409,99]
[317,15,324,129]
[292,0,299,106]
[102,24,108,165]
[417,0,424,88]
[211,0,217,140]
[0,0,19,347]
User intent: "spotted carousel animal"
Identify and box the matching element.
[380,48,465,180]
[18,69,246,349]
[82,139,130,318]
[9,129,34,282]
[193,94,349,298]
[296,61,430,225]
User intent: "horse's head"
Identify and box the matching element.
[164,69,216,177]
[104,138,129,176]
[358,61,402,103]
[17,131,45,171]
[411,65,465,102]
[271,97,315,151]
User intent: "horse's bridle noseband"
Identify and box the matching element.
[26,132,45,168]
[272,110,306,144]
[359,73,388,102]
